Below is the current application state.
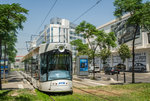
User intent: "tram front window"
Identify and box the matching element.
[47,50,72,81]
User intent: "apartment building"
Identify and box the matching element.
[31,17,85,59]
[97,14,150,72]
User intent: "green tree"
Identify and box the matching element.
[99,48,111,69]
[118,44,131,69]
[114,0,150,83]
[71,39,88,54]
[75,21,99,79]
[70,39,90,57]
[75,21,116,79]
[2,32,17,81]
[118,44,131,83]
[118,44,131,64]
[96,31,116,69]
[0,3,28,90]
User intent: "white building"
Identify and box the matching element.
[97,14,150,72]
[14,56,24,68]
[31,17,85,59]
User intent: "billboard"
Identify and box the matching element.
[80,59,88,71]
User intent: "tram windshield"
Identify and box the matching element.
[40,49,72,81]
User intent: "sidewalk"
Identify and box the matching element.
[2,71,33,90]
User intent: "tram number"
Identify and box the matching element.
[59,82,65,85]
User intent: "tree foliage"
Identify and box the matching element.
[0,3,28,62]
[118,44,131,63]
[140,1,150,32]
[75,21,97,49]
[70,39,91,57]
[99,48,111,64]
[70,39,88,53]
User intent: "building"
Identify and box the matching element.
[14,56,24,68]
[97,14,150,72]
[31,17,86,59]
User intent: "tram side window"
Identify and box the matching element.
[32,58,39,80]
[40,54,47,81]
[24,59,30,74]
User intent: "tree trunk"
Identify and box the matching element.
[132,24,139,83]
[0,39,2,90]
[3,44,6,82]
[92,52,95,79]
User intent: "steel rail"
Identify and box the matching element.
[73,86,112,101]
[73,80,120,96]
[49,96,55,101]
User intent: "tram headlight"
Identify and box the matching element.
[58,45,65,52]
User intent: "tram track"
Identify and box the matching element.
[73,86,112,101]
[73,80,122,101]
[49,96,55,101]
[73,80,120,96]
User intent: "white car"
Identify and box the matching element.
[88,66,100,73]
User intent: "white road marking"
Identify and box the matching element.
[86,81,106,86]
[18,84,24,89]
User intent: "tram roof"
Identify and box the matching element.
[39,43,71,54]
[21,43,71,62]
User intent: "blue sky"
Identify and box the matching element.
[1,0,116,56]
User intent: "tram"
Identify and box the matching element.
[22,43,73,93]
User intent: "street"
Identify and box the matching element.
[95,72,150,83]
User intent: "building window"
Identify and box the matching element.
[51,27,53,42]
[15,59,20,62]
[64,35,65,43]
[70,36,72,40]
[59,27,60,42]
[63,29,65,33]
[47,28,50,33]
[66,29,68,43]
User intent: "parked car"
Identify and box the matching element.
[129,63,146,72]
[104,67,120,75]
[103,64,110,68]
[88,66,100,73]
[116,63,126,71]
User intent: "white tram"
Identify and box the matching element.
[22,43,73,93]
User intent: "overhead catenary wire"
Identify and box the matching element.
[35,0,58,34]
[72,0,102,23]
[29,0,101,45]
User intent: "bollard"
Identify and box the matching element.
[116,73,118,81]
[124,72,126,83]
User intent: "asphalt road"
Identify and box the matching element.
[96,72,150,83]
